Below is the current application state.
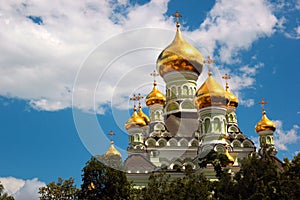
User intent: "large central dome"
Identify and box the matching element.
[157,25,203,77]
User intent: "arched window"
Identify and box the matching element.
[213,118,221,132]
[166,102,179,112]
[180,139,188,147]
[232,140,241,148]
[171,87,176,98]
[147,139,156,147]
[134,134,140,142]
[205,118,211,133]
[191,140,198,147]
[169,139,177,147]
[178,87,182,96]
[158,139,167,147]
[154,110,160,121]
[182,85,189,96]
[130,135,134,143]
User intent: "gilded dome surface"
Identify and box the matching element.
[157,27,203,77]
[137,104,150,124]
[195,74,229,109]
[125,106,147,130]
[255,111,276,133]
[227,90,239,108]
[104,141,121,158]
[145,81,166,106]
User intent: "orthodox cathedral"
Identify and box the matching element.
[103,11,278,185]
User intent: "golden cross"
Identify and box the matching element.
[108,130,115,141]
[150,70,159,81]
[222,73,231,91]
[136,93,144,108]
[130,94,137,110]
[258,98,268,113]
[172,10,182,27]
[204,56,215,75]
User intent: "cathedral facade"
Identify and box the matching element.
[111,12,279,185]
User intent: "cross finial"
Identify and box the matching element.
[130,94,137,111]
[172,10,182,28]
[108,130,116,142]
[258,98,268,114]
[222,73,231,91]
[204,56,215,76]
[150,70,159,81]
[150,70,159,86]
[136,93,144,108]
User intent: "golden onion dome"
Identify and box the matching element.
[145,81,166,106]
[125,105,147,130]
[255,110,276,133]
[137,104,150,125]
[195,73,230,109]
[226,90,239,108]
[157,25,203,77]
[104,141,121,158]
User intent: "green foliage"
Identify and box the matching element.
[139,171,212,200]
[39,177,80,200]
[39,152,300,199]
[79,156,131,200]
[198,150,232,178]
[0,183,14,200]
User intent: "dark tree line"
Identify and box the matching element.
[39,152,300,199]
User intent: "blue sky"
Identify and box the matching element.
[0,0,299,199]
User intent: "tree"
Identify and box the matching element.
[79,156,131,200]
[0,183,14,200]
[39,177,80,200]
[198,150,232,178]
[140,171,212,200]
[233,153,283,200]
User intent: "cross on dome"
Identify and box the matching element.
[259,98,268,113]
[222,73,231,91]
[204,56,215,76]
[150,70,159,82]
[136,93,144,107]
[172,10,182,27]
[108,130,115,141]
[130,94,137,110]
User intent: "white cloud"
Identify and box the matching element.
[190,0,277,63]
[274,120,300,151]
[0,177,25,195]
[0,177,45,200]
[0,0,279,113]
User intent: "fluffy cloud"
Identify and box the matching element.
[0,177,45,200]
[0,0,279,113]
[189,0,277,63]
[274,120,300,151]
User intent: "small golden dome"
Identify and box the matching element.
[145,81,166,106]
[157,26,203,77]
[137,104,150,125]
[125,105,147,130]
[104,141,121,158]
[195,74,229,109]
[226,90,239,108]
[255,111,276,133]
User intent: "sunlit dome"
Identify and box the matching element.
[156,22,203,77]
